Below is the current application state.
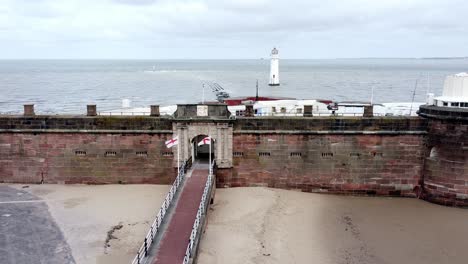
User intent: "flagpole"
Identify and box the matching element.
[177,138,180,175]
[209,135,212,175]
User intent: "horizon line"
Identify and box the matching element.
[0,56,467,60]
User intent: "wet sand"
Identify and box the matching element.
[14,184,170,264]
[198,187,468,264]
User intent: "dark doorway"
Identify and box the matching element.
[192,135,215,163]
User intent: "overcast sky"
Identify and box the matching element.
[0,0,467,59]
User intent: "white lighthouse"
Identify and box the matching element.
[269,47,280,86]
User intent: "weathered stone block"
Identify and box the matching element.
[87,105,97,116]
[244,105,254,117]
[150,105,160,117]
[24,104,35,116]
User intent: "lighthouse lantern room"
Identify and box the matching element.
[269,47,280,86]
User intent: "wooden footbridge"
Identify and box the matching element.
[131,161,215,264]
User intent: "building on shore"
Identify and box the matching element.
[427,72,468,108]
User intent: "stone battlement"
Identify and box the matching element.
[0,107,466,207]
[0,115,173,131]
[0,115,427,133]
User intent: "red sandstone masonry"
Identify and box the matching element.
[217,133,425,198]
[0,133,175,184]
[422,120,468,207]
[1,115,466,207]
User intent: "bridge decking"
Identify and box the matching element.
[152,168,208,264]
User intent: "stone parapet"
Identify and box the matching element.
[0,116,173,131]
[419,105,468,121]
[233,117,428,132]
[174,104,231,119]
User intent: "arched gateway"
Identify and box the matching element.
[191,134,215,163]
[172,104,233,169]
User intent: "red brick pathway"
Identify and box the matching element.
[153,169,208,264]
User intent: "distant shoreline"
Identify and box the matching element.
[338,57,468,60]
[0,57,467,61]
[419,57,468,60]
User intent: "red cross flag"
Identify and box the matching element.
[198,136,211,146]
[165,136,179,148]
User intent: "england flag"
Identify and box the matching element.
[165,136,179,148]
[198,136,211,146]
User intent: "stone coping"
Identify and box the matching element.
[234,130,427,135]
[0,115,428,132]
[418,105,468,121]
[0,129,173,134]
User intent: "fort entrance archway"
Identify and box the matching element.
[173,122,233,169]
[191,135,215,163]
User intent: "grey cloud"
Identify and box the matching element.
[0,0,468,59]
[112,0,158,5]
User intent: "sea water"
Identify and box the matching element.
[0,59,467,114]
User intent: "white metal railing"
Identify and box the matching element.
[98,111,174,116]
[99,111,388,117]
[182,170,213,264]
[131,162,187,264]
[100,112,151,116]
[252,112,387,117]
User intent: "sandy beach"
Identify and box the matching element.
[198,187,468,264]
[4,184,467,264]
[13,184,170,264]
